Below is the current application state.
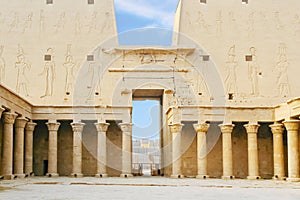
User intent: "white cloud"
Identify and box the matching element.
[114,0,178,29]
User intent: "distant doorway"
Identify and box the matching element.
[132,89,162,176]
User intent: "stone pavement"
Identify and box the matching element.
[0,177,299,200]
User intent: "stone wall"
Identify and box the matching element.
[0,119,3,175]
[106,121,122,176]
[82,121,97,176]
[57,120,72,176]
[33,120,48,176]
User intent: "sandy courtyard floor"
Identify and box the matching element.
[0,177,300,200]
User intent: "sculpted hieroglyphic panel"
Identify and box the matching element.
[247,47,262,97]
[275,43,290,97]
[39,9,45,35]
[64,44,77,95]
[22,12,33,33]
[15,45,31,96]
[215,10,222,37]
[224,45,238,94]
[0,45,5,84]
[53,12,66,33]
[8,12,19,32]
[40,48,55,98]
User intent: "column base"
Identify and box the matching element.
[272,175,286,180]
[196,175,209,179]
[70,173,84,178]
[247,176,261,180]
[46,173,59,177]
[95,174,108,178]
[14,174,26,179]
[120,174,133,178]
[286,177,300,182]
[222,175,235,180]
[2,174,14,180]
[170,174,184,179]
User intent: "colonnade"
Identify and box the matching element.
[169,120,300,182]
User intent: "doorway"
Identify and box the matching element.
[132,89,163,176]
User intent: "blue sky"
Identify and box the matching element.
[114,0,179,46]
[114,1,179,139]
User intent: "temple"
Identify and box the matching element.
[0,0,300,182]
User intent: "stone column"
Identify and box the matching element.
[193,123,209,179]
[24,122,37,176]
[46,122,60,177]
[219,124,235,180]
[1,112,17,180]
[269,123,285,180]
[244,124,261,180]
[119,123,134,178]
[70,122,85,178]
[95,122,110,178]
[13,117,28,178]
[283,120,300,182]
[169,123,184,178]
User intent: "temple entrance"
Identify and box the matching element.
[131,89,163,176]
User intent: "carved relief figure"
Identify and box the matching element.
[0,45,5,84]
[39,10,45,35]
[64,45,76,94]
[224,45,238,94]
[275,44,290,97]
[23,12,33,33]
[216,10,222,37]
[88,11,98,33]
[8,12,19,32]
[274,12,284,31]
[196,11,209,31]
[228,11,237,31]
[54,12,66,33]
[15,45,30,96]
[294,15,300,36]
[247,12,254,39]
[40,48,55,98]
[75,12,81,35]
[247,47,261,96]
[100,12,112,33]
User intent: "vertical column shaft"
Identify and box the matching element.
[244,124,261,180]
[1,112,17,180]
[169,123,184,178]
[13,117,28,178]
[219,124,235,180]
[283,120,300,182]
[119,123,133,178]
[95,122,110,178]
[25,122,37,176]
[46,122,60,177]
[269,123,285,180]
[70,122,85,178]
[193,123,209,179]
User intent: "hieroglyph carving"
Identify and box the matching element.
[87,11,98,33]
[275,43,290,97]
[0,45,5,84]
[247,47,262,97]
[224,45,238,94]
[8,12,19,32]
[40,48,55,98]
[54,12,65,33]
[15,45,30,96]
[64,44,77,95]
[39,10,45,35]
[216,11,222,37]
[23,12,33,33]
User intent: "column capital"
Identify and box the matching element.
[244,124,260,134]
[119,123,133,133]
[283,120,300,131]
[25,122,37,131]
[15,117,28,128]
[3,112,18,124]
[46,122,60,131]
[193,123,209,133]
[169,123,184,133]
[269,123,284,135]
[0,107,5,116]
[71,122,85,133]
[219,124,235,134]
[95,122,110,132]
